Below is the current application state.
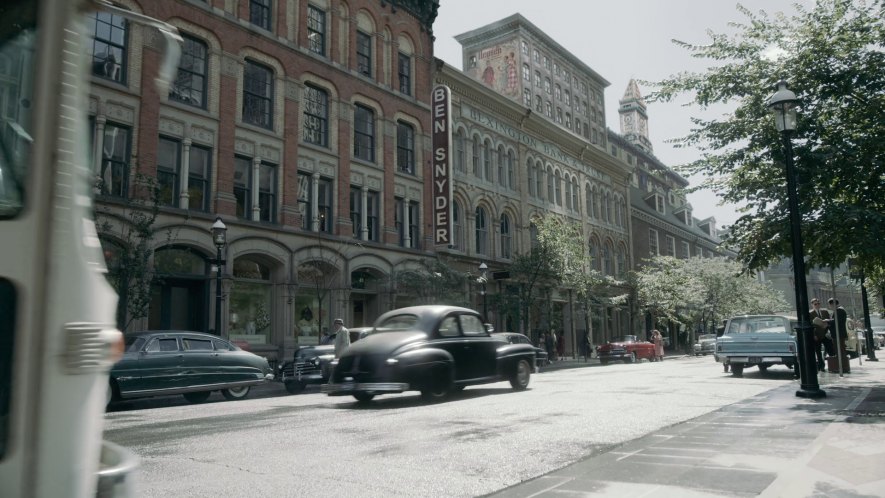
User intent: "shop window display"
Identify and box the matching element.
[229,256,272,345]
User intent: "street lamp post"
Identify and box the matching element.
[478,262,488,321]
[860,273,879,362]
[768,80,825,399]
[211,217,227,336]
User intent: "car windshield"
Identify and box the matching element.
[124,336,147,352]
[698,334,716,341]
[614,335,637,343]
[726,317,793,335]
[375,314,419,331]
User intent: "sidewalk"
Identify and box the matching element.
[492,357,885,497]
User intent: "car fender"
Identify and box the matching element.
[495,343,536,371]
[393,347,454,388]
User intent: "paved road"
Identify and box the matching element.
[103,356,795,497]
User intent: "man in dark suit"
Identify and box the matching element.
[810,298,831,371]
[828,298,849,357]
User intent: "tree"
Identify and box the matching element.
[648,0,885,277]
[95,174,164,332]
[635,256,789,344]
[395,256,469,307]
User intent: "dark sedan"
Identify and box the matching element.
[108,331,273,405]
[321,305,536,403]
[492,332,549,370]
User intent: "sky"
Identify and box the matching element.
[433,0,809,228]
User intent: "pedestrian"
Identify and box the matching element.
[319,328,332,345]
[332,318,350,358]
[827,298,848,358]
[652,329,664,361]
[545,331,555,361]
[810,298,832,371]
[583,333,592,361]
[556,331,565,360]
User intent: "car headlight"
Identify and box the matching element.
[386,358,398,366]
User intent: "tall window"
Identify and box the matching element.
[571,178,579,212]
[648,228,659,256]
[554,171,562,205]
[546,170,554,203]
[523,88,531,107]
[482,140,491,180]
[317,177,332,232]
[297,172,311,230]
[234,156,252,219]
[398,52,411,95]
[522,64,530,81]
[565,177,573,210]
[395,198,419,248]
[350,188,380,242]
[603,243,613,276]
[99,124,130,198]
[299,174,332,232]
[89,11,127,83]
[681,241,691,259]
[353,105,375,162]
[586,186,594,218]
[302,84,328,146]
[534,164,543,200]
[454,129,466,173]
[496,146,505,187]
[665,235,676,257]
[157,137,180,207]
[500,214,512,259]
[507,151,516,190]
[475,207,488,255]
[170,35,207,108]
[350,187,362,239]
[589,238,600,272]
[471,137,480,176]
[617,246,627,277]
[258,162,277,223]
[307,5,326,55]
[243,60,273,129]
[452,201,463,251]
[356,31,372,77]
[528,161,537,197]
[188,145,211,211]
[250,0,272,30]
[396,121,415,174]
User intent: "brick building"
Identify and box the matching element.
[89,0,438,363]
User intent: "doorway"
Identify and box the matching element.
[149,278,208,332]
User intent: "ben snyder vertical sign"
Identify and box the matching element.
[432,85,453,246]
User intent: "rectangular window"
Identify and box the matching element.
[396,121,415,174]
[234,156,252,219]
[398,52,411,95]
[302,84,328,146]
[317,177,332,232]
[188,145,211,211]
[157,137,180,207]
[353,105,375,162]
[523,88,531,107]
[350,187,362,239]
[249,0,272,30]
[356,31,372,77]
[297,172,311,230]
[655,194,665,214]
[396,198,419,249]
[366,190,379,242]
[99,124,131,198]
[243,60,273,129]
[665,235,676,257]
[170,35,207,108]
[681,241,691,259]
[648,228,659,256]
[307,6,326,55]
[89,12,127,83]
[258,162,276,223]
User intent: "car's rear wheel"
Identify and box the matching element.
[221,386,251,400]
[352,392,375,403]
[284,381,306,394]
[509,359,531,390]
[183,391,212,403]
[731,364,744,377]
[421,366,453,401]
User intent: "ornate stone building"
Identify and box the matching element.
[88,0,438,363]
[437,14,634,349]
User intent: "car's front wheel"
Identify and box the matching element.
[284,381,306,394]
[352,392,375,403]
[221,386,251,400]
[183,391,212,403]
[625,351,637,363]
[509,359,531,390]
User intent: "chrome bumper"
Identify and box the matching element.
[321,382,409,395]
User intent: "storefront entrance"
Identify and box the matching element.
[148,278,207,332]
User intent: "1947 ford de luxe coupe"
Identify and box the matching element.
[321,305,536,403]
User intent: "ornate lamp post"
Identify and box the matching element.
[478,262,488,320]
[767,80,825,398]
[211,217,227,336]
[849,259,879,362]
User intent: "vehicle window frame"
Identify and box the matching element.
[438,315,460,337]
[459,314,486,336]
[182,337,213,351]
[145,337,180,352]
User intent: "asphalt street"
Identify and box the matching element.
[103,355,802,497]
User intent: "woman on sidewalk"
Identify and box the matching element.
[652,329,665,362]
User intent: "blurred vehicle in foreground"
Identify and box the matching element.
[108,331,273,404]
[322,305,535,403]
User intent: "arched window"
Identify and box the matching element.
[592,187,600,219]
[482,139,492,180]
[589,237,601,272]
[452,200,463,251]
[604,192,611,223]
[528,159,537,197]
[500,213,512,259]
[571,178,579,213]
[475,207,488,255]
[530,223,539,249]
[471,135,480,176]
[547,169,555,203]
[507,151,516,190]
[603,242,613,276]
[454,129,466,173]
[535,163,544,200]
[617,244,627,277]
[497,145,506,187]
[555,171,563,206]
[586,186,594,219]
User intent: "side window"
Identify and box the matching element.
[460,314,485,336]
[146,338,179,352]
[213,339,235,351]
[182,338,213,350]
[438,316,459,337]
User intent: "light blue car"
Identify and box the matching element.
[715,315,798,377]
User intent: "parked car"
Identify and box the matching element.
[492,332,549,370]
[693,334,717,356]
[108,331,273,405]
[845,329,867,358]
[596,335,656,364]
[715,315,798,377]
[871,326,885,349]
[278,327,374,394]
[322,305,536,403]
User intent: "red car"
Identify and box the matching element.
[596,335,656,364]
